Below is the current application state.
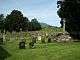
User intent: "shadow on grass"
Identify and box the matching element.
[0,46,11,60]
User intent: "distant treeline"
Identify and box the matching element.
[0,10,42,32]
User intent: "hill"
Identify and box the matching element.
[40,23,50,28]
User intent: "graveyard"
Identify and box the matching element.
[0,27,80,60]
[1,0,80,60]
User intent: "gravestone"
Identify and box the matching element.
[19,28,25,49]
[62,18,66,33]
[48,36,51,43]
[46,33,48,38]
[0,38,3,44]
[0,31,3,44]
[32,36,36,43]
[3,30,6,44]
[37,35,41,41]
[37,34,42,43]
[41,35,45,43]
[29,42,34,48]
[5,32,11,42]
[12,31,16,41]
[19,39,25,49]
[29,35,36,48]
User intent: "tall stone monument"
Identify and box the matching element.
[63,18,66,34]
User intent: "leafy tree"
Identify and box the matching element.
[31,18,41,31]
[0,14,5,33]
[22,17,30,31]
[5,10,29,32]
[57,0,80,39]
[1,10,42,32]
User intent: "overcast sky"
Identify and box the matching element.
[0,0,61,27]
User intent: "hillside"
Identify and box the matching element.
[40,23,51,28]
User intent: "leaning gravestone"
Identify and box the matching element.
[19,28,25,49]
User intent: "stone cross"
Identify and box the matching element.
[63,18,66,33]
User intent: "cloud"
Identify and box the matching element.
[0,0,60,26]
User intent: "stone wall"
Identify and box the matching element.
[53,32,72,42]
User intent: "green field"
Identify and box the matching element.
[1,41,80,60]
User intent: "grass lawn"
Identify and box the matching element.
[1,41,80,60]
[0,28,79,60]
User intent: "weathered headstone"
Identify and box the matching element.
[37,35,41,41]
[41,35,45,43]
[0,31,3,44]
[32,36,36,43]
[48,36,51,43]
[29,34,36,48]
[12,31,16,41]
[46,33,48,38]
[29,42,34,48]
[3,30,6,44]
[19,41,25,49]
[19,28,25,49]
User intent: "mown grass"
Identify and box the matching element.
[1,41,80,60]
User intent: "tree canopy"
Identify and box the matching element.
[57,0,80,39]
[0,14,5,32]
[0,10,42,32]
[31,18,41,31]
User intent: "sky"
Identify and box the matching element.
[0,0,61,27]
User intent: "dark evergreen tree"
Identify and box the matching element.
[0,14,5,33]
[31,18,41,31]
[1,10,42,32]
[57,0,80,39]
[5,10,29,32]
